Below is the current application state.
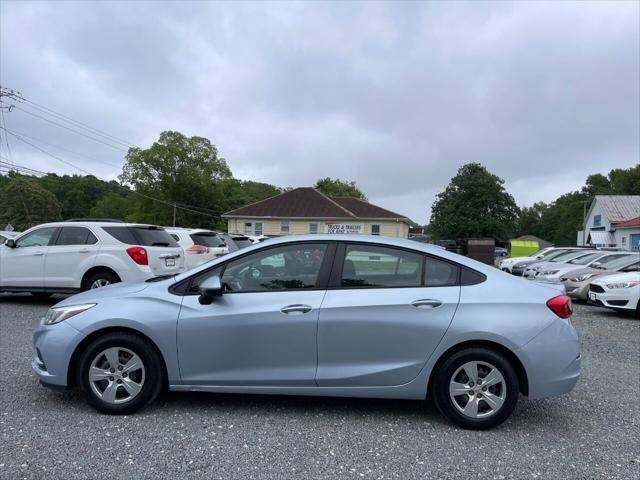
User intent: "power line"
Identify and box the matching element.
[17,99,134,148]
[10,105,129,153]
[0,126,122,169]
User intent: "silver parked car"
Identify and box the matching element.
[33,235,580,430]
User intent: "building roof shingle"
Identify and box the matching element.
[222,187,414,224]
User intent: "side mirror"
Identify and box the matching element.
[198,275,223,305]
[5,239,16,248]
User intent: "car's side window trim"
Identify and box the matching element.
[170,240,338,296]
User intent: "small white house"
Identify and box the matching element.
[579,196,640,251]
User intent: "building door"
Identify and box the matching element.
[631,234,640,252]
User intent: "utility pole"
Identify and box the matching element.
[173,203,177,227]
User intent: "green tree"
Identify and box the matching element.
[518,202,549,236]
[119,131,232,228]
[430,163,520,242]
[0,176,62,230]
[37,174,118,219]
[607,165,640,194]
[314,177,368,200]
[220,179,281,212]
[89,192,133,220]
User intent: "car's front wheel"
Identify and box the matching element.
[77,333,163,414]
[432,347,519,430]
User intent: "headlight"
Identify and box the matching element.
[44,303,96,325]
[569,273,595,282]
[606,281,639,290]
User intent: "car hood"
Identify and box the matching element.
[502,256,530,264]
[591,271,640,286]
[54,282,151,308]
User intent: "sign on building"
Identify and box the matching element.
[325,222,364,234]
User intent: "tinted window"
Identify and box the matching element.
[102,226,137,245]
[16,227,57,247]
[597,254,632,266]
[341,245,423,288]
[190,233,226,247]
[221,243,327,292]
[102,226,178,247]
[170,234,180,241]
[232,237,253,249]
[461,267,486,285]
[55,227,97,246]
[425,257,459,287]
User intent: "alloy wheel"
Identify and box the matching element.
[88,347,145,404]
[449,361,506,418]
[90,278,111,289]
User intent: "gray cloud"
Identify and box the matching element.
[1,1,638,223]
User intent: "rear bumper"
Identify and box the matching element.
[518,318,581,400]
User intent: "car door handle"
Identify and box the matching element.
[280,304,312,315]
[411,299,442,309]
[79,248,90,253]
[33,251,44,256]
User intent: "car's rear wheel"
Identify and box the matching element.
[432,347,519,430]
[77,333,163,414]
[83,271,120,291]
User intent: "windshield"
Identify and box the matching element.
[594,254,637,269]
[568,252,603,265]
[548,250,583,262]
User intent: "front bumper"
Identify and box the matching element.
[588,290,634,311]
[518,318,581,400]
[564,280,590,300]
[32,318,86,387]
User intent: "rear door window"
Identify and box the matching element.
[340,245,423,288]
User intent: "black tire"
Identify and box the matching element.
[30,292,52,299]
[77,332,163,414]
[82,271,120,291]
[432,347,519,430]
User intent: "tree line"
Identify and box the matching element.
[0,131,366,231]
[0,130,637,245]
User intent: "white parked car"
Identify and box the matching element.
[165,228,229,270]
[588,271,640,317]
[534,252,633,282]
[499,247,556,273]
[0,221,185,297]
[522,250,597,278]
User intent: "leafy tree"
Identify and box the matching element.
[430,163,520,242]
[37,174,119,219]
[607,165,640,194]
[89,192,133,220]
[0,176,62,230]
[220,179,281,212]
[314,177,368,200]
[517,202,549,236]
[119,131,232,228]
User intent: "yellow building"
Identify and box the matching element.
[223,187,415,238]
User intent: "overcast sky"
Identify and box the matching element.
[1,1,638,223]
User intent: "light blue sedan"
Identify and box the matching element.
[33,235,580,429]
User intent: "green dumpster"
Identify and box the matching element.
[509,240,539,258]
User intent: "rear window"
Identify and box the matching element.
[102,226,179,247]
[190,233,226,248]
[232,237,253,249]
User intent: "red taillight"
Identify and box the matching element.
[546,295,573,319]
[126,246,148,265]
[186,245,209,255]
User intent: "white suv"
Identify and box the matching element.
[165,228,229,270]
[0,220,185,297]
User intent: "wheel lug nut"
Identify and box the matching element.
[117,366,123,371]
[482,387,487,392]
[477,393,483,398]
[110,368,115,373]
[117,379,122,384]
[122,372,127,377]
[109,376,114,381]
[468,382,474,387]
[468,392,474,396]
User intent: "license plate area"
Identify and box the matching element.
[165,258,176,267]
[588,292,596,301]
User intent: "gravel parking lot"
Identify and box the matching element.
[1,294,639,480]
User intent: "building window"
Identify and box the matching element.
[371,224,381,235]
[593,215,601,227]
[244,222,253,235]
[281,220,290,233]
[309,223,318,234]
[255,222,263,236]
[622,236,626,244]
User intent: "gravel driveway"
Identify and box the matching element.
[1,294,638,479]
